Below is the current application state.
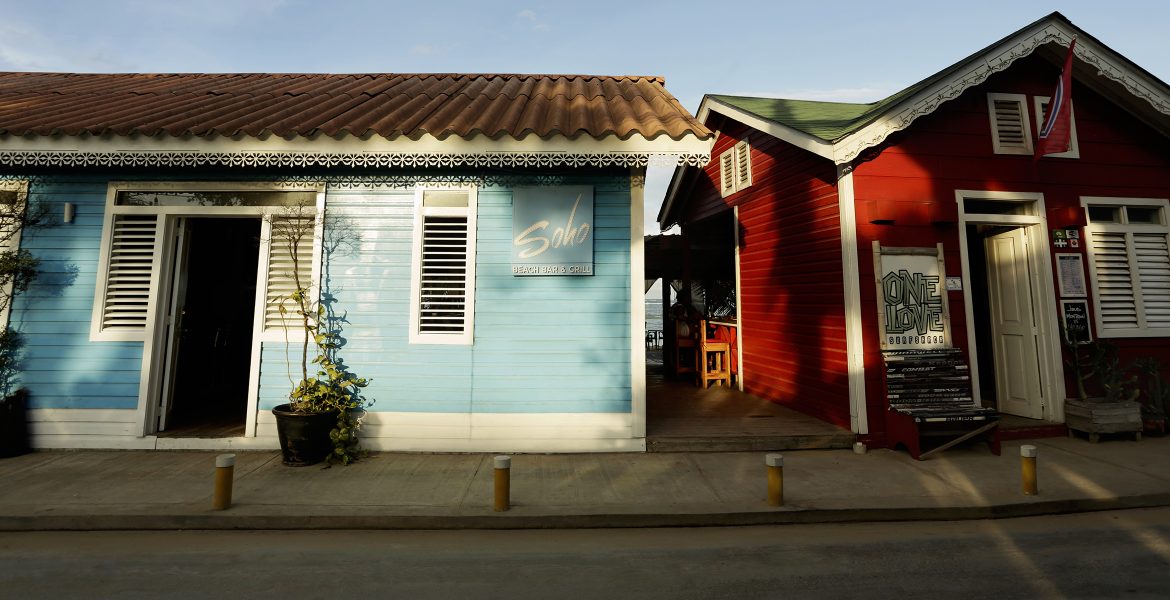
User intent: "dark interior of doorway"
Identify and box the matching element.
[160,218,260,438]
[967,223,1017,408]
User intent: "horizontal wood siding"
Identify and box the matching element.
[280,177,632,418]
[471,182,631,413]
[851,53,1170,436]
[692,121,850,428]
[259,189,474,414]
[13,178,142,410]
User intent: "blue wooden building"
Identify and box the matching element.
[1,73,712,452]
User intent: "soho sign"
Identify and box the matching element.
[512,186,594,276]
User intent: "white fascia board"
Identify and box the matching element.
[702,97,836,161]
[0,131,713,165]
[658,160,689,229]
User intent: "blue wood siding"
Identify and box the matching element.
[14,174,632,417]
[13,178,142,409]
[266,178,633,415]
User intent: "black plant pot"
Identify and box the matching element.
[0,389,30,458]
[272,404,338,466]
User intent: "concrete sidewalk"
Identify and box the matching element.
[1,437,1169,530]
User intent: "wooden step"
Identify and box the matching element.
[647,433,856,453]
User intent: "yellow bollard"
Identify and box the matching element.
[213,453,236,510]
[1021,445,1038,496]
[766,453,784,507]
[493,455,511,512]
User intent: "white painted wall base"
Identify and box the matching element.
[28,409,646,453]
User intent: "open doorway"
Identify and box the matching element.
[959,191,1065,424]
[158,217,261,437]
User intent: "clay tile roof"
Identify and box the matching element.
[0,72,712,141]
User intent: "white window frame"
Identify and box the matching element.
[408,183,478,345]
[1033,96,1080,159]
[1081,196,1170,338]
[90,182,325,342]
[0,180,29,329]
[718,139,752,198]
[987,92,1033,155]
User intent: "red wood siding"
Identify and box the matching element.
[685,118,851,428]
[851,53,1170,439]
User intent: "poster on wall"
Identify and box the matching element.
[874,244,951,350]
[1055,253,1087,298]
[512,186,594,276]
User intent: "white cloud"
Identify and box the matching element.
[410,44,435,56]
[0,21,130,71]
[517,8,548,30]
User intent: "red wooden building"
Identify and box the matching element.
[661,12,1170,447]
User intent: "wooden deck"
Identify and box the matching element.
[646,366,856,452]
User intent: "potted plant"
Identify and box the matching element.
[0,186,47,458]
[1064,339,1143,443]
[269,210,372,466]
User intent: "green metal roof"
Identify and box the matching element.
[707,56,967,143]
[706,95,877,141]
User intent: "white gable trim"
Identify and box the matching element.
[700,20,1170,168]
[834,21,1170,164]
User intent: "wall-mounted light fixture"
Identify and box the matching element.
[63,202,75,224]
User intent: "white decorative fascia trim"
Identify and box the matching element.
[832,21,1170,165]
[0,131,713,169]
[0,150,708,169]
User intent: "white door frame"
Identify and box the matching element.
[95,181,326,438]
[955,190,1066,421]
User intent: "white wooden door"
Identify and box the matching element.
[985,227,1044,419]
[157,218,191,431]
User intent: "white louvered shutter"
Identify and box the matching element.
[418,214,469,334]
[264,217,314,332]
[988,94,1032,154]
[734,141,752,190]
[719,151,736,196]
[1134,232,1170,327]
[100,215,159,331]
[1090,231,1138,330]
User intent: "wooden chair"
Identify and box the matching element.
[673,317,697,377]
[696,320,731,388]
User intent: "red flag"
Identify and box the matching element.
[1035,38,1077,158]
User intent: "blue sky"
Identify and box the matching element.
[2,1,1166,231]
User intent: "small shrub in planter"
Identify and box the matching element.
[1064,340,1142,442]
[269,210,372,466]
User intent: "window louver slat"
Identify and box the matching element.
[264,217,314,331]
[994,100,1026,147]
[1135,232,1170,325]
[1091,231,1138,329]
[734,141,752,190]
[719,152,735,196]
[418,214,469,334]
[101,215,158,330]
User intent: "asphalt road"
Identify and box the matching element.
[2,508,1169,599]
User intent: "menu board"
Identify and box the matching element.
[1061,299,1092,343]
